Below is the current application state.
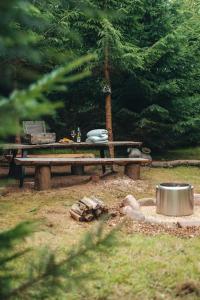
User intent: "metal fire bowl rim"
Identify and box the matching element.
[157,182,193,190]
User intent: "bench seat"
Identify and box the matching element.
[15,157,149,190]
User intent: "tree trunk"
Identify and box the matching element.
[104,45,114,158]
[35,166,51,190]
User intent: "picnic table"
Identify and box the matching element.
[1,141,142,178]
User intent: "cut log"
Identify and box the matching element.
[125,164,140,179]
[69,209,84,221]
[69,197,106,222]
[151,160,200,168]
[84,214,94,222]
[71,203,84,215]
[80,196,99,209]
[35,165,51,190]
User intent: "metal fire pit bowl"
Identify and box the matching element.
[156,183,194,216]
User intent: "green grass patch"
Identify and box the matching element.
[154,146,200,160]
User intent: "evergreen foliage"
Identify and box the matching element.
[2,0,200,149]
[0,221,118,299]
[31,0,199,149]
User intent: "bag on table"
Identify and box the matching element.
[87,129,108,138]
[86,135,108,143]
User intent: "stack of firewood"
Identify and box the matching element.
[70,196,107,221]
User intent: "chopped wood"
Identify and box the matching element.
[71,203,84,215]
[80,197,98,209]
[69,210,84,222]
[70,197,107,222]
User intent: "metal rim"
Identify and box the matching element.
[157,183,193,190]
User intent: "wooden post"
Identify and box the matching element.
[125,164,140,180]
[35,165,51,190]
[71,165,84,175]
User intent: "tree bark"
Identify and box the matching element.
[151,160,200,167]
[125,164,140,180]
[35,166,51,190]
[104,45,114,158]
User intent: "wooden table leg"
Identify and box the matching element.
[71,165,84,175]
[125,164,140,180]
[19,150,28,188]
[35,165,51,190]
[8,150,18,177]
[100,148,106,174]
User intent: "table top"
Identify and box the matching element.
[1,141,142,150]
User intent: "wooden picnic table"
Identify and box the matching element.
[15,157,148,190]
[2,141,142,151]
[1,141,142,178]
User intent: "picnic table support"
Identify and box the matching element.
[100,148,106,174]
[71,165,85,175]
[8,150,18,177]
[35,165,51,190]
[125,163,140,180]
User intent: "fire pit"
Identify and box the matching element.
[156,183,194,216]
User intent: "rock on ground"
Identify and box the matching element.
[194,194,200,206]
[145,216,178,228]
[121,206,145,221]
[121,194,140,210]
[177,220,200,228]
[138,198,156,206]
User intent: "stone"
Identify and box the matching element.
[194,194,200,206]
[177,220,200,228]
[122,206,145,221]
[145,216,178,228]
[141,153,152,161]
[121,194,140,210]
[127,148,142,158]
[0,187,8,197]
[138,198,156,206]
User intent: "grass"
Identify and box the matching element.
[153,146,200,160]
[1,167,200,299]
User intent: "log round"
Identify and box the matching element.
[125,163,140,180]
[71,165,85,175]
[35,165,51,190]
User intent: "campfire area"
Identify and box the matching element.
[1,166,200,300]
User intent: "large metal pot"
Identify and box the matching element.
[156,183,194,216]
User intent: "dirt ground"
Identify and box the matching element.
[1,165,200,248]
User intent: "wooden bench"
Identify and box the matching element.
[15,157,149,190]
[6,153,95,181]
[21,153,95,176]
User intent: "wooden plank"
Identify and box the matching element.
[28,153,95,158]
[15,157,149,166]
[2,141,142,150]
[5,153,95,161]
[23,121,46,134]
[23,133,56,145]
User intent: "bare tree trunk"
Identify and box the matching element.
[104,45,114,158]
[13,63,21,147]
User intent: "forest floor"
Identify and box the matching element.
[0,166,200,299]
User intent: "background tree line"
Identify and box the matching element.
[1,0,200,150]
